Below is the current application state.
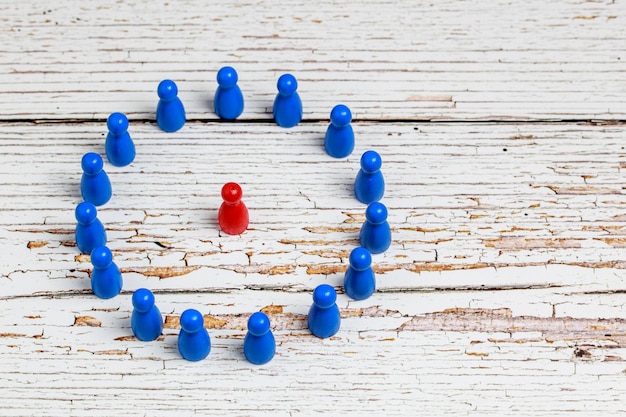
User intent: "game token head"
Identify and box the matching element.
[349,247,372,271]
[277,73,298,96]
[247,312,270,337]
[221,182,243,204]
[75,201,97,225]
[107,112,129,135]
[180,309,204,333]
[81,152,104,175]
[132,288,155,313]
[157,79,178,101]
[90,245,113,269]
[313,284,337,309]
[365,202,388,225]
[330,104,352,128]
[360,150,382,173]
[217,66,238,88]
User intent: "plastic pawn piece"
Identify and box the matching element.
[307,284,341,339]
[324,104,354,158]
[156,79,186,132]
[273,73,302,128]
[131,288,163,342]
[75,201,107,255]
[80,152,112,207]
[218,182,249,235]
[90,245,123,299]
[359,202,392,255]
[178,309,211,362]
[343,247,376,300]
[214,66,244,120]
[354,150,384,204]
[243,311,276,365]
[105,112,135,167]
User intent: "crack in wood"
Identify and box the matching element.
[399,308,626,342]
[120,266,200,279]
[26,241,48,249]
[100,307,626,344]
[73,316,101,327]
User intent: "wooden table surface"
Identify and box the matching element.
[1,1,625,416]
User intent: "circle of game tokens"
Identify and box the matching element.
[78,70,389,363]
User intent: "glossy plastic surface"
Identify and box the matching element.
[324,104,354,158]
[75,201,107,255]
[354,150,384,204]
[131,288,163,342]
[359,202,392,254]
[80,152,112,206]
[214,66,244,120]
[243,312,276,365]
[90,245,122,299]
[343,247,376,300]
[177,309,211,361]
[105,112,135,167]
[218,182,249,235]
[156,79,186,132]
[273,73,302,128]
[307,284,341,338]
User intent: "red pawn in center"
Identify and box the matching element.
[218,182,249,235]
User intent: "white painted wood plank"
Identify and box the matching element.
[0,292,624,417]
[0,0,624,121]
[1,122,626,302]
[1,1,626,414]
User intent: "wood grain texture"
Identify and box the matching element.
[2,0,626,415]
[0,0,624,121]
[0,294,624,417]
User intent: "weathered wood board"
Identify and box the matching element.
[1,0,625,415]
[0,121,625,416]
[0,0,624,121]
